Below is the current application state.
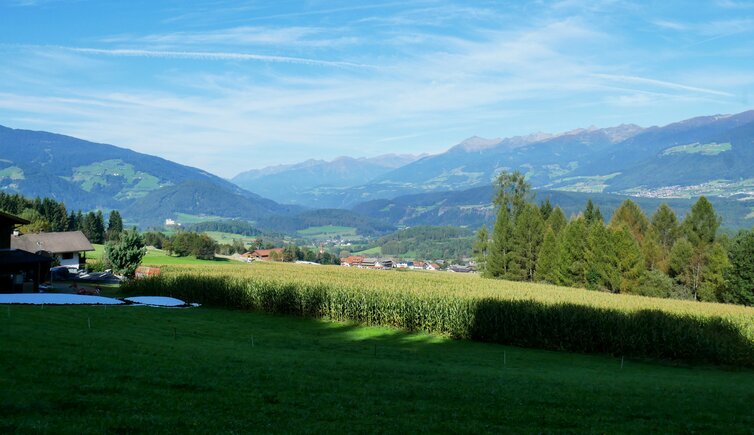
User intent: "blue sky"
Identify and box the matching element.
[1,0,753,177]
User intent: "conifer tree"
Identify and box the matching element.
[107,210,124,241]
[485,206,514,278]
[724,230,754,306]
[651,203,679,250]
[539,198,553,221]
[535,227,560,284]
[511,203,544,281]
[583,199,603,225]
[545,206,567,235]
[585,221,619,291]
[609,199,649,243]
[698,242,730,302]
[104,228,147,278]
[473,226,489,274]
[642,226,665,271]
[612,226,645,293]
[556,218,589,287]
[681,196,719,247]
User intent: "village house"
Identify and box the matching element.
[0,211,53,293]
[242,248,285,261]
[340,255,364,267]
[11,230,94,270]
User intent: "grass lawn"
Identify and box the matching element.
[90,245,233,267]
[354,246,381,256]
[1,305,752,433]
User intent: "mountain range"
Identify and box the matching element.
[231,154,424,206]
[2,108,754,233]
[233,110,754,210]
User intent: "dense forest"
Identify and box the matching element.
[475,172,754,306]
[375,226,473,259]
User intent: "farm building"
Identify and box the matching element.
[0,211,54,293]
[11,230,94,269]
[242,248,285,261]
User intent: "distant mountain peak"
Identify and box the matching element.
[455,136,503,151]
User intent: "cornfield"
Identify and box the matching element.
[122,262,754,366]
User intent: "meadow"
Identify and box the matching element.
[123,261,754,367]
[2,305,752,433]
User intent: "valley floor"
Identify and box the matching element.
[1,305,752,433]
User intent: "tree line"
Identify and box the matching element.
[474,172,754,306]
[0,192,123,243]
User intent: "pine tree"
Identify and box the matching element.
[75,211,84,231]
[511,203,544,281]
[485,206,514,278]
[612,226,645,293]
[724,230,754,306]
[106,210,124,241]
[642,226,665,272]
[681,196,719,247]
[539,198,553,221]
[545,206,567,235]
[585,221,619,291]
[651,203,679,251]
[104,229,147,278]
[556,218,589,287]
[698,242,730,302]
[535,227,560,284]
[583,199,603,225]
[473,226,490,274]
[609,199,649,243]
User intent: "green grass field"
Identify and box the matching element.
[2,304,752,433]
[297,225,357,240]
[90,245,232,266]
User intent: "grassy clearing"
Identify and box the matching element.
[1,305,752,433]
[124,262,754,366]
[89,245,232,267]
[297,225,355,236]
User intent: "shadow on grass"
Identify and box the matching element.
[470,298,754,367]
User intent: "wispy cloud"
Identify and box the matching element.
[591,74,735,97]
[62,46,372,69]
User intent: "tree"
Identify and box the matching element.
[493,171,532,218]
[545,206,567,235]
[485,206,514,278]
[104,229,147,278]
[472,226,489,274]
[723,230,754,306]
[651,204,679,251]
[18,208,51,233]
[534,227,560,284]
[511,203,544,281]
[682,196,720,247]
[642,226,665,272]
[698,242,729,302]
[611,226,645,293]
[106,210,124,241]
[556,219,589,287]
[585,221,619,291]
[583,199,603,226]
[539,198,553,221]
[609,199,648,243]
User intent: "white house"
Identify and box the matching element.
[11,231,95,269]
